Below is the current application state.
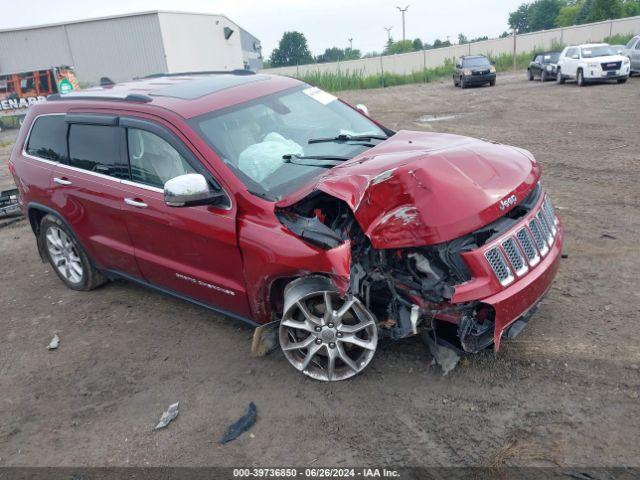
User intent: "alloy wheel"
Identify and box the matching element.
[45,226,84,284]
[280,284,378,381]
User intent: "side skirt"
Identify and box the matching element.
[103,269,260,328]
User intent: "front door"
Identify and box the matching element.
[118,117,251,318]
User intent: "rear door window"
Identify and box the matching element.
[68,124,128,179]
[26,115,68,162]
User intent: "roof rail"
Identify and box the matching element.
[143,69,255,79]
[47,93,153,103]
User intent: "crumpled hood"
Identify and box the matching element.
[281,130,541,249]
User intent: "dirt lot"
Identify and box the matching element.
[1,72,639,467]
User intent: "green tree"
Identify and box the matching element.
[556,1,584,26]
[412,38,424,50]
[509,3,532,32]
[586,0,623,21]
[458,33,469,44]
[529,0,565,30]
[385,39,414,54]
[622,0,640,16]
[575,0,594,23]
[269,31,314,67]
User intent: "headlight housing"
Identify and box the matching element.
[489,65,496,73]
[623,57,630,64]
[463,69,472,76]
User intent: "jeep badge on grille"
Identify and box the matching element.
[499,194,517,211]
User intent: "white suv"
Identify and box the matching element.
[556,43,630,86]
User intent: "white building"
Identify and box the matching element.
[0,11,263,85]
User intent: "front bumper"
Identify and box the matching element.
[463,73,496,84]
[483,222,562,350]
[584,66,630,80]
[451,192,563,351]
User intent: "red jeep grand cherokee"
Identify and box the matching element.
[9,72,563,381]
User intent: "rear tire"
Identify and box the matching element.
[38,214,107,291]
[527,69,534,81]
[577,69,585,87]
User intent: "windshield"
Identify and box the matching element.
[463,57,491,68]
[542,53,560,63]
[581,46,616,58]
[189,86,387,200]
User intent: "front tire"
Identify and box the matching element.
[527,69,534,81]
[577,69,585,87]
[460,77,466,89]
[39,214,107,291]
[489,79,496,86]
[617,77,627,84]
[279,277,378,381]
[556,68,565,84]
[541,70,548,82]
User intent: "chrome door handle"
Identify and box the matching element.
[124,198,148,208]
[53,177,72,186]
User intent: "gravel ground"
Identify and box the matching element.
[0,71,639,467]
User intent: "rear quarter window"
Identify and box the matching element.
[26,115,68,162]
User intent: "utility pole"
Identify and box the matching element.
[348,38,353,50]
[396,5,409,42]
[512,28,518,72]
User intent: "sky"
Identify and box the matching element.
[0,0,524,57]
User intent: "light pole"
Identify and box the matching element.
[384,26,393,43]
[396,5,409,43]
[348,38,353,50]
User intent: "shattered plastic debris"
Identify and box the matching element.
[220,402,257,444]
[46,334,60,350]
[154,402,180,430]
[424,333,460,376]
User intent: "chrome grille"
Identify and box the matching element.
[483,192,559,286]
[543,196,558,227]
[528,219,548,256]
[502,237,528,276]
[515,227,540,267]
[536,211,554,244]
[484,247,514,286]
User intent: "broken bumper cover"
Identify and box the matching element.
[483,221,563,350]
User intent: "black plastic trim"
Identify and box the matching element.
[104,269,259,328]
[65,113,119,126]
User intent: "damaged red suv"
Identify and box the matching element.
[10,72,563,381]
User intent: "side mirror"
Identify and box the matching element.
[164,173,224,207]
[355,104,370,116]
[456,63,462,69]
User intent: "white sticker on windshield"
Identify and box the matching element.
[583,50,592,56]
[303,87,337,105]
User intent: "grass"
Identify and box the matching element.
[603,33,635,45]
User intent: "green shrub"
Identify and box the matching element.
[603,33,635,45]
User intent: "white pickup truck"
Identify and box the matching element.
[556,43,630,86]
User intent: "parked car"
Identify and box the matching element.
[622,34,640,75]
[527,51,561,81]
[453,55,496,88]
[556,43,630,86]
[9,72,563,381]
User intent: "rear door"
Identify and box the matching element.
[117,116,251,318]
[50,115,141,277]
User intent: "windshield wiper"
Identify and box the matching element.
[308,134,388,145]
[282,153,351,168]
